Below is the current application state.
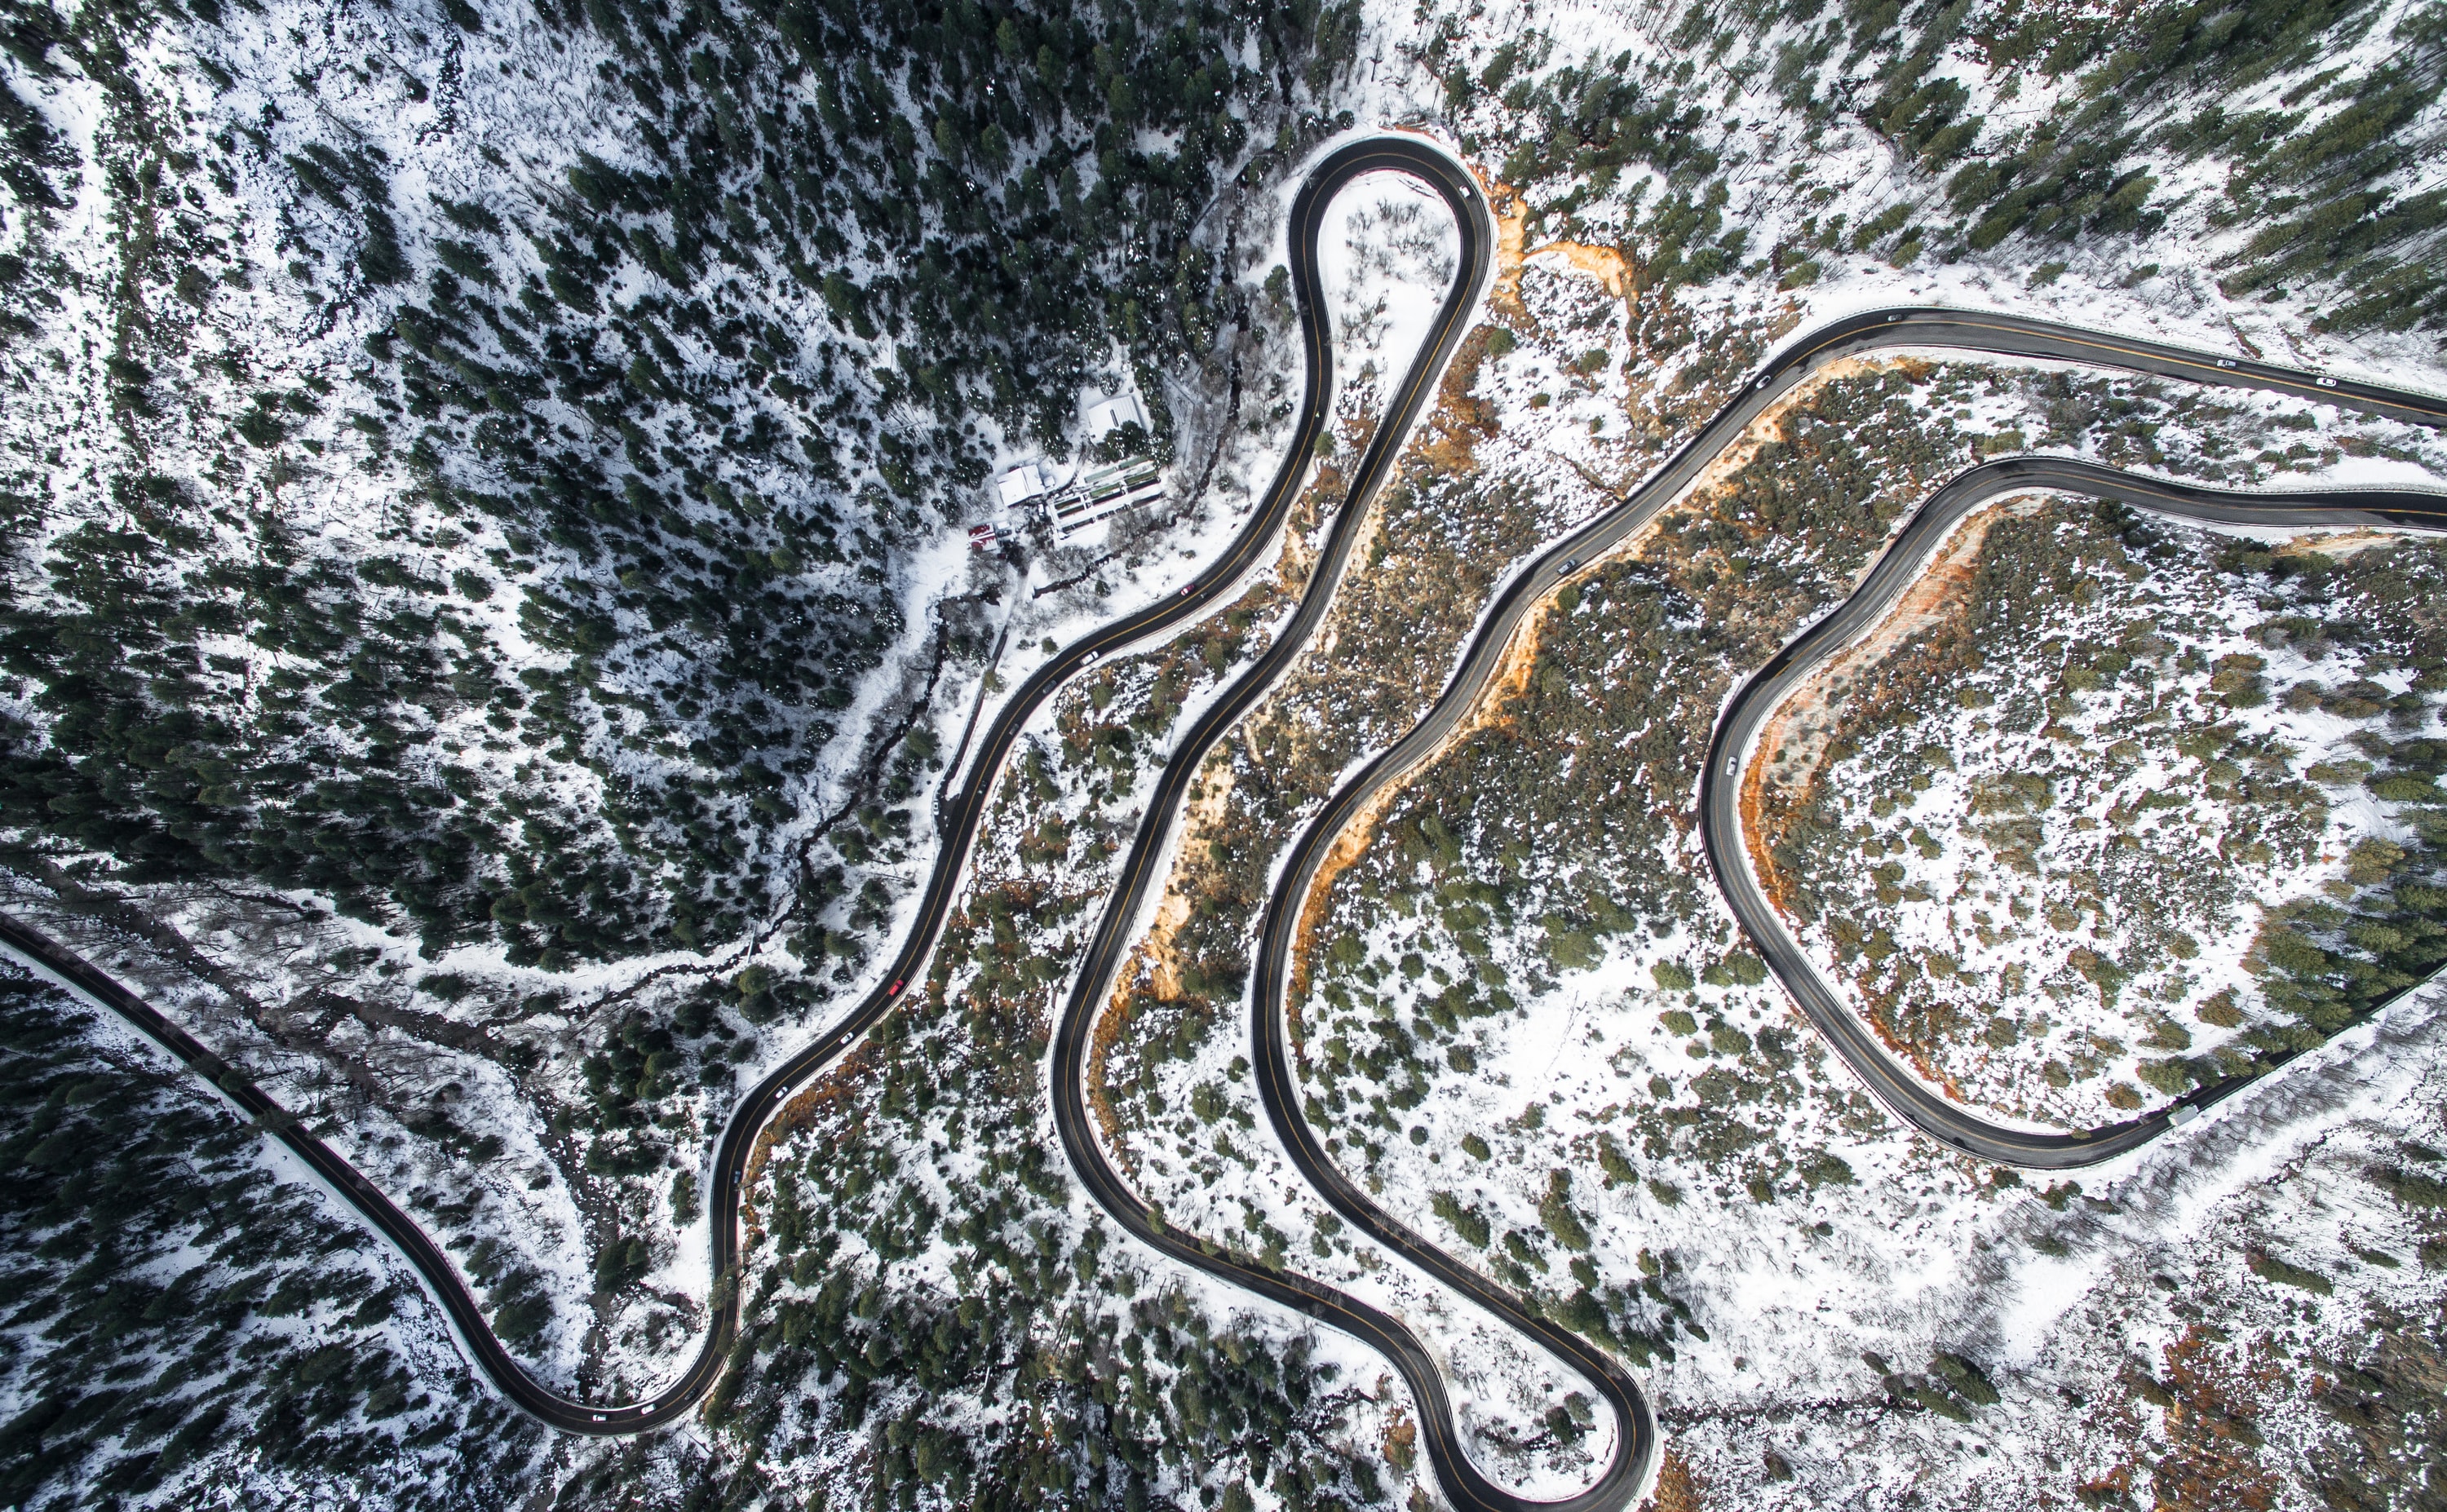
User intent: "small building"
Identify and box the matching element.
[1082,392,1148,443]
[967,523,998,552]
[993,462,1051,512]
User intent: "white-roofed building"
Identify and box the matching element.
[993,462,1051,512]
[1082,392,1148,442]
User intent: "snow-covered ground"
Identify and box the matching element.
[1772,498,2447,1128]
[1658,984,2447,1509]
[8,0,2447,1496]
[1366,0,2447,393]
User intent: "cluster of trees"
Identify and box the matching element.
[1424,1178,1721,1374]
[2006,370,2327,482]
[560,973,826,1205]
[0,521,774,963]
[1870,1351,2002,1424]
[1426,1168,1699,1370]
[540,0,1357,444]
[1304,942,1515,1176]
[0,968,541,1508]
[2251,539,2447,1037]
[1423,26,1779,289]
[0,0,1370,988]
[1901,0,2445,329]
[460,1231,564,1344]
[1424,0,2446,344]
[1455,46,1720,208]
[1054,607,1252,804]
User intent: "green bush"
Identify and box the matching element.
[1595,1132,1639,1186]
[1538,1170,1594,1251]
[2135,1058,2197,1095]
[1431,1191,1492,1248]
[2372,1166,2447,1207]
[1932,1353,2000,1406]
[2247,1249,2334,1294]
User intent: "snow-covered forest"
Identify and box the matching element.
[5,0,2446,1503]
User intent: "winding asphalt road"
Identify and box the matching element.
[12,126,2447,1507]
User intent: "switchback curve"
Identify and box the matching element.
[1040,140,1666,1512]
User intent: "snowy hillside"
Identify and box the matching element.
[5,0,2447,1504]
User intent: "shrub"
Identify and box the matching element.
[2371,1166,2447,1208]
[2135,1058,2197,1095]
[492,1293,551,1342]
[1430,1191,1491,1248]
[1595,1132,1638,1186]
[1932,1353,2000,1406]
[2246,1249,2333,1295]
[1539,1170,1593,1251]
